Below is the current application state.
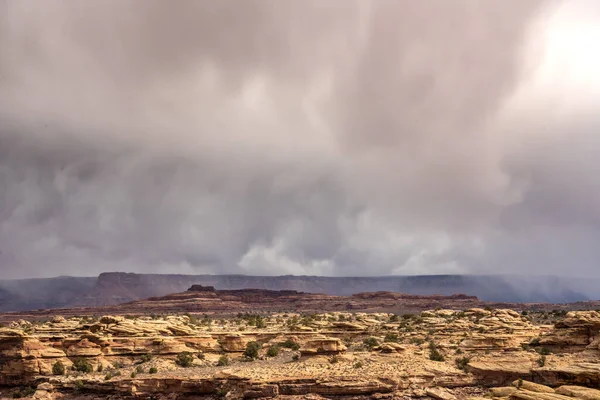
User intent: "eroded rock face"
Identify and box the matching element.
[1,306,600,400]
[539,311,600,352]
[300,337,347,355]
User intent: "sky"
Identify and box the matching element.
[1,0,600,279]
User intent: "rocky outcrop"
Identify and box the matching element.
[300,337,347,355]
[539,311,600,352]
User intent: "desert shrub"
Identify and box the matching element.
[353,361,363,369]
[217,355,230,366]
[428,341,445,362]
[11,387,35,399]
[517,378,523,388]
[72,358,93,373]
[243,341,261,360]
[176,351,194,367]
[197,352,205,360]
[149,367,158,374]
[140,354,152,363]
[530,337,541,346]
[112,361,124,369]
[52,361,65,375]
[266,345,280,357]
[538,347,551,356]
[329,355,339,364]
[97,364,103,372]
[455,348,463,355]
[292,354,299,361]
[281,339,300,350]
[130,371,137,378]
[409,337,425,345]
[384,333,399,343]
[363,337,379,350]
[104,373,112,381]
[389,314,399,322]
[136,365,144,373]
[455,356,471,371]
[537,355,547,367]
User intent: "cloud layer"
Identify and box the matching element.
[1,0,600,279]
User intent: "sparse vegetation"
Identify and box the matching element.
[140,353,153,363]
[384,333,399,343]
[176,351,194,367]
[149,367,158,374]
[455,356,471,371]
[217,355,230,366]
[266,345,280,357]
[281,338,300,350]
[11,387,35,398]
[537,355,547,367]
[428,341,445,362]
[538,347,551,355]
[353,361,363,369]
[243,341,261,360]
[363,337,379,349]
[72,358,93,373]
[52,361,65,375]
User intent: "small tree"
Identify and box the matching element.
[176,351,194,367]
[428,341,445,362]
[72,358,93,373]
[217,355,230,366]
[266,345,280,357]
[281,339,300,350]
[363,337,379,350]
[384,333,399,343]
[243,341,261,360]
[52,361,65,376]
[455,356,471,371]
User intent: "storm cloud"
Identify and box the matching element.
[1,0,600,279]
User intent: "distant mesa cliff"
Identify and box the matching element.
[0,271,598,312]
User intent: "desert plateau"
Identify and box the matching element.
[1,285,600,400]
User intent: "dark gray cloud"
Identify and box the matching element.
[1,0,599,279]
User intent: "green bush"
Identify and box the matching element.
[149,367,158,374]
[140,354,152,363]
[353,361,363,369]
[455,356,471,371]
[136,365,144,373]
[243,341,261,360]
[539,347,551,355]
[409,337,425,345]
[97,364,103,372]
[217,355,230,366]
[266,345,280,357]
[384,333,399,343]
[176,351,194,367]
[363,337,379,350]
[130,371,137,378]
[281,339,300,350]
[72,358,93,373]
[428,341,445,362]
[52,361,65,376]
[11,387,35,399]
[537,355,547,367]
